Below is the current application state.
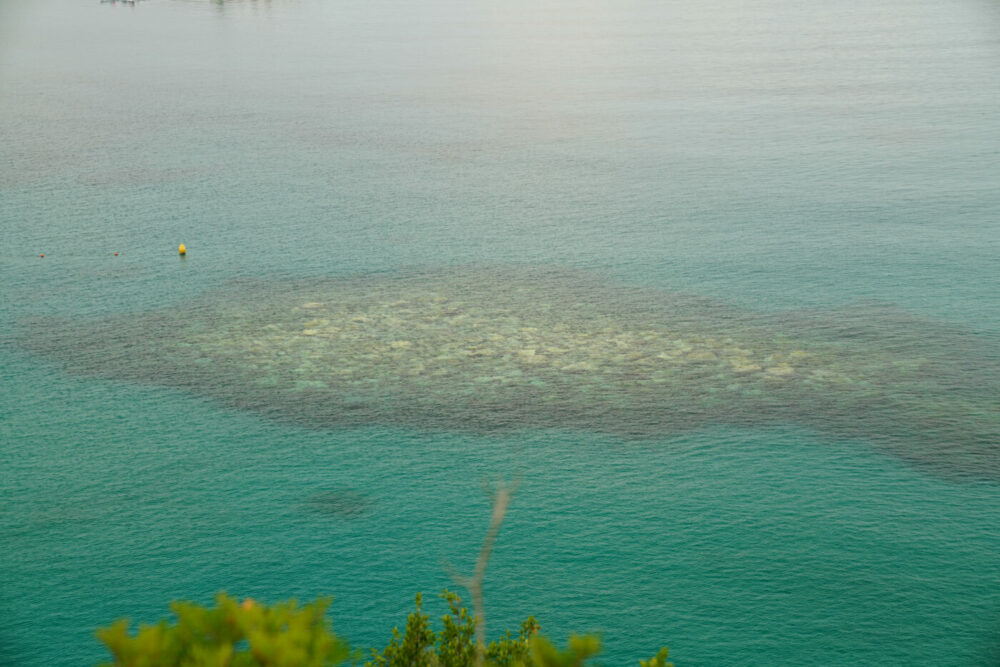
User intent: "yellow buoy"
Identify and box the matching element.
[179,243,187,256]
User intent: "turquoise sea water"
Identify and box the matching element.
[2,0,999,664]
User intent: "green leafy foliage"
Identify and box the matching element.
[366,591,538,667]
[638,647,673,667]
[97,592,671,667]
[365,591,671,667]
[524,635,599,667]
[96,593,349,667]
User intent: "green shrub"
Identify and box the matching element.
[96,592,672,667]
[366,590,539,666]
[96,593,349,667]
[366,590,670,667]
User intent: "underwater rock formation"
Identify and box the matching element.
[306,488,373,519]
[17,267,1000,481]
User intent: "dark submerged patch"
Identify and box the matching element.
[16,267,1000,482]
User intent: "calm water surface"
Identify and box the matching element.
[1,0,999,664]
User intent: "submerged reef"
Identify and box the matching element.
[18,267,1000,481]
[305,488,373,519]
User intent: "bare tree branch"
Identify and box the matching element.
[448,477,519,667]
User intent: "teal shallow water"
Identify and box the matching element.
[2,0,1000,664]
